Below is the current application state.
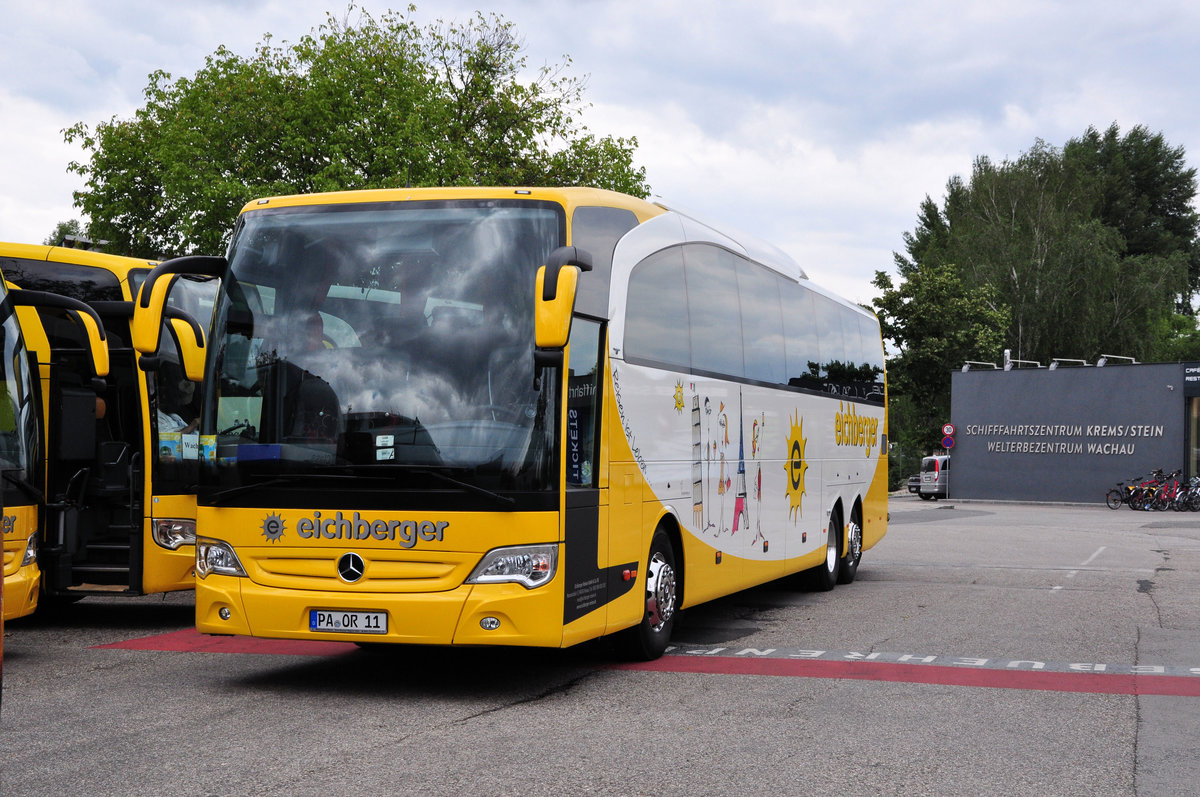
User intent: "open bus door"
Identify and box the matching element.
[21,297,207,599]
[135,303,208,592]
[8,290,110,598]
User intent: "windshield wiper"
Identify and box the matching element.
[408,467,515,506]
[204,473,367,504]
[205,467,516,507]
[3,469,45,503]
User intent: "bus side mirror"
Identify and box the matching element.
[139,306,207,382]
[7,289,110,380]
[73,311,109,382]
[535,246,593,350]
[166,311,207,383]
[132,255,225,355]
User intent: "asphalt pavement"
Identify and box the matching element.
[2,495,1198,796]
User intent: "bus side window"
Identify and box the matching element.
[683,244,743,379]
[860,313,885,376]
[813,296,846,381]
[566,318,602,488]
[572,206,639,319]
[624,247,689,370]
[780,279,819,388]
[734,255,785,385]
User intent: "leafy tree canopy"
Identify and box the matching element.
[893,126,1192,368]
[879,124,1198,462]
[43,219,84,247]
[65,5,649,257]
[872,262,1009,453]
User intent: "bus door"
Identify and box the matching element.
[36,302,139,595]
[6,291,110,596]
[561,317,608,643]
[139,303,209,593]
[561,312,641,643]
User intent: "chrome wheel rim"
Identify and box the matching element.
[645,551,676,632]
[825,528,838,572]
[847,519,862,563]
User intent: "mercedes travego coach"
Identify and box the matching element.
[133,187,888,659]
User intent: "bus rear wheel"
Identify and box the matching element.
[809,509,841,591]
[837,510,862,585]
[619,527,677,661]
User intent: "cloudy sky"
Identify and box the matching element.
[1,0,1197,303]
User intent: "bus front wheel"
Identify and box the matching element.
[620,528,678,661]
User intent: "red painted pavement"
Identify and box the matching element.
[95,629,1200,697]
[94,628,355,656]
[614,655,1200,697]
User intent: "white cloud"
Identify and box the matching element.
[0,90,90,244]
[2,0,1200,307]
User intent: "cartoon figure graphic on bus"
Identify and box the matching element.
[685,388,772,551]
[732,414,748,535]
[751,413,768,550]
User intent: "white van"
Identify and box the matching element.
[919,455,950,500]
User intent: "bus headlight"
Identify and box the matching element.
[196,537,247,579]
[153,518,196,550]
[466,544,558,589]
[21,534,37,566]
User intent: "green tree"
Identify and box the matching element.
[896,135,1187,367]
[64,7,648,258]
[43,219,84,247]
[1064,123,1200,302]
[872,262,1009,456]
[879,126,1198,482]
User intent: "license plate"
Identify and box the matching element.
[309,609,387,634]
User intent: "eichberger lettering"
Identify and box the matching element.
[295,510,447,548]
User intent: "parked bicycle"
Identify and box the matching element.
[1150,469,1184,511]
[1172,475,1200,511]
[1106,469,1167,511]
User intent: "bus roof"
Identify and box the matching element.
[238,186,666,225]
[0,242,157,279]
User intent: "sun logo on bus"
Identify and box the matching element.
[673,381,685,413]
[783,410,808,522]
[261,512,286,544]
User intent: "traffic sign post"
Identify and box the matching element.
[941,422,955,451]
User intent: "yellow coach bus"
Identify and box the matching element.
[0,244,214,608]
[0,276,43,622]
[1,271,110,619]
[134,187,888,658]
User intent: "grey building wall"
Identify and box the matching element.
[949,363,1185,503]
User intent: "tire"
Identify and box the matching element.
[918,493,934,501]
[809,508,841,591]
[837,509,862,585]
[619,527,678,661]
[1105,489,1122,510]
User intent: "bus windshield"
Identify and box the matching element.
[0,289,38,494]
[202,200,565,504]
